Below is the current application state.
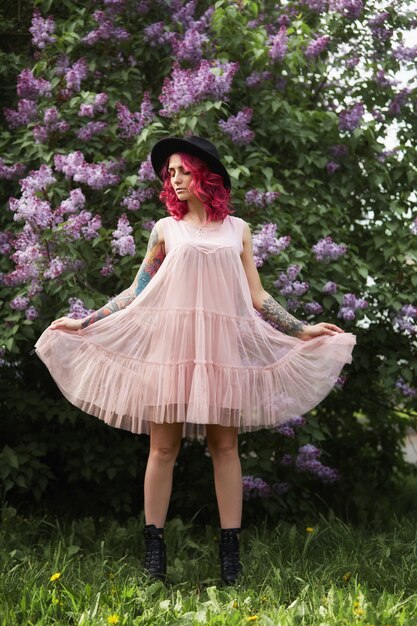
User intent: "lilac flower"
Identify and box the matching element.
[81,9,131,45]
[268,25,288,62]
[116,91,154,139]
[142,220,156,232]
[336,375,347,387]
[305,35,330,58]
[329,0,363,19]
[304,301,323,315]
[158,60,239,117]
[61,211,102,241]
[17,69,52,99]
[272,481,291,495]
[393,44,417,62]
[337,293,368,321]
[338,102,364,132]
[67,297,94,319]
[392,305,417,336]
[246,71,272,87]
[326,161,340,174]
[44,257,65,279]
[218,108,255,145]
[138,155,157,182]
[0,231,14,255]
[345,56,360,69]
[275,424,296,437]
[388,88,411,115]
[100,256,114,277]
[296,444,339,483]
[312,236,347,261]
[32,107,70,143]
[111,214,135,256]
[172,27,207,64]
[9,193,53,229]
[280,453,294,466]
[322,281,337,294]
[63,58,89,94]
[57,189,86,215]
[20,164,56,193]
[76,121,108,141]
[330,145,348,160]
[144,22,175,47]
[275,270,310,297]
[410,218,417,235]
[368,12,392,41]
[3,99,39,129]
[242,476,272,500]
[10,296,30,311]
[377,148,399,163]
[121,187,154,211]
[301,0,328,12]
[78,93,108,117]
[0,159,26,180]
[25,306,39,321]
[252,223,291,267]
[54,151,121,189]
[29,9,56,49]
[245,190,280,208]
[396,377,417,397]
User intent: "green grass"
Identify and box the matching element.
[2,505,417,625]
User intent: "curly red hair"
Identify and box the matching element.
[159,151,234,222]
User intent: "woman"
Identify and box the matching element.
[34,135,356,585]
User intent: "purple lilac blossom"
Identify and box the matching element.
[54,151,121,189]
[43,257,66,279]
[252,223,291,267]
[17,69,52,99]
[326,161,340,174]
[388,88,411,115]
[337,292,368,320]
[142,219,156,231]
[121,187,154,211]
[275,424,296,437]
[158,60,239,117]
[111,214,135,256]
[76,121,108,141]
[67,297,94,319]
[62,58,89,96]
[78,92,108,117]
[3,99,39,129]
[100,256,114,277]
[10,296,30,311]
[33,107,70,143]
[296,444,339,483]
[61,211,102,241]
[144,22,176,47]
[312,236,347,261]
[9,194,53,229]
[338,102,364,131]
[305,35,330,58]
[116,91,154,139]
[272,481,291,495]
[345,56,360,69]
[245,190,280,208]
[81,9,131,45]
[242,476,272,500]
[410,218,417,235]
[280,453,294,466]
[392,305,417,335]
[218,108,255,145]
[138,156,157,182]
[268,25,288,62]
[246,71,272,87]
[25,306,39,321]
[396,377,417,397]
[57,189,86,216]
[0,232,14,255]
[29,9,56,49]
[300,0,328,12]
[393,44,417,62]
[329,144,349,159]
[304,301,323,315]
[0,159,26,180]
[328,0,363,19]
[322,281,337,294]
[172,27,208,64]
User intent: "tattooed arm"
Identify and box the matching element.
[240,222,345,340]
[49,224,165,332]
[79,221,165,329]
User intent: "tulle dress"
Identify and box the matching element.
[34,214,356,439]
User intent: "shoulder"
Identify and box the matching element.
[227,215,251,239]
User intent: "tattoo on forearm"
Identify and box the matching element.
[259,294,306,337]
[81,224,164,329]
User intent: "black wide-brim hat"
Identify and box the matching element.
[150,135,231,190]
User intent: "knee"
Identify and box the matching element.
[150,444,180,464]
[208,440,238,461]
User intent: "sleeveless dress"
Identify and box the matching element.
[34,214,357,439]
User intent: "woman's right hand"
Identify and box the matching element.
[48,317,83,331]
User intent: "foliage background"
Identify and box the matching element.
[0,0,416,524]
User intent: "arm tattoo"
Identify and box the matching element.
[81,224,165,329]
[259,294,306,337]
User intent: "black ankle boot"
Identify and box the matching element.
[219,527,242,585]
[144,524,166,580]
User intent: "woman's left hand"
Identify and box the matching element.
[298,322,345,341]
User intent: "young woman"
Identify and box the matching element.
[34,135,356,585]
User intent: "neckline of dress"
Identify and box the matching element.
[179,216,227,232]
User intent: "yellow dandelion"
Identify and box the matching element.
[354,608,365,616]
[247,617,258,622]
[50,572,61,582]
[343,571,352,582]
[261,595,268,603]
[232,600,238,609]
[353,601,360,608]
[306,527,314,533]
[107,615,120,625]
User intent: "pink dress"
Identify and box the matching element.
[34,215,356,439]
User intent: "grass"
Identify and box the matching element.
[2,504,417,625]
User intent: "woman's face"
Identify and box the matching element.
[168,154,195,201]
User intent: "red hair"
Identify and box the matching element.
[159,151,234,222]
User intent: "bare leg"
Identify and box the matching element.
[206,425,242,528]
[144,422,183,527]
